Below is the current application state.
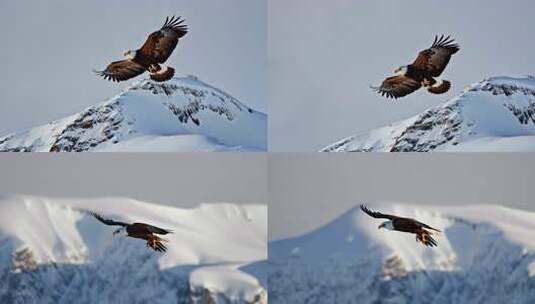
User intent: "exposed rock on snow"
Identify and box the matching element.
[0,75,266,152]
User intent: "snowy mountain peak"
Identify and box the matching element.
[0,75,266,152]
[0,195,267,304]
[269,203,535,303]
[322,76,535,152]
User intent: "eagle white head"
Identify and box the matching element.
[123,50,137,60]
[378,221,394,230]
[394,65,408,76]
[113,227,127,236]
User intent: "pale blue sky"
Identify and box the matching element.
[0,0,266,135]
[269,154,535,239]
[0,154,268,207]
[269,0,535,151]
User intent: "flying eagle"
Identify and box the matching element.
[95,16,188,83]
[360,205,440,247]
[90,212,173,252]
[372,35,460,99]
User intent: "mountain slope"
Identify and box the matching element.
[0,75,267,152]
[322,76,535,152]
[269,203,535,304]
[0,195,267,304]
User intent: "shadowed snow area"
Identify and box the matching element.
[0,75,267,152]
[323,76,535,152]
[0,194,267,304]
[269,203,535,303]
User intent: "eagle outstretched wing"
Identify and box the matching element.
[139,16,188,64]
[360,205,398,220]
[89,212,129,227]
[361,205,441,232]
[94,60,146,82]
[411,35,460,77]
[372,75,422,99]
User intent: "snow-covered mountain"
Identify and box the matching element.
[269,203,535,304]
[0,194,267,304]
[322,76,535,152]
[0,75,266,152]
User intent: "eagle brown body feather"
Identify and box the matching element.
[373,35,460,99]
[95,16,187,83]
[360,205,440,247]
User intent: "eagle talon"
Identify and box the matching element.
[148,65,160,73]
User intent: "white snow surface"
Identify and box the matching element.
[269,203,535,303]
[0,75,267,152]
[322,76,535,152]
[0,194,266,303]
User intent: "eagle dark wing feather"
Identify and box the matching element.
[412,35,460,77]
[414,220,441,232]
[360,205,398,220]
[390,215,441,232]
[162,15,188,38]
[139,15,188,64]
[372,75,422,99]
[89,212,129,227]
[145,224,173,235]
[94,60,146,82]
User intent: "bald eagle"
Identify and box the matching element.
[372,35,460,99]
[90,212,173,252]
[95,16,188,83]
[360,205,440,247]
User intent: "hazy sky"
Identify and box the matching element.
[269,0,535,151]
[0,0,266,135]
[269,153,535,240]
[0,154,267,207]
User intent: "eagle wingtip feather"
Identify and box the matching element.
[431,34,459,50]
[162,15,186,30]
